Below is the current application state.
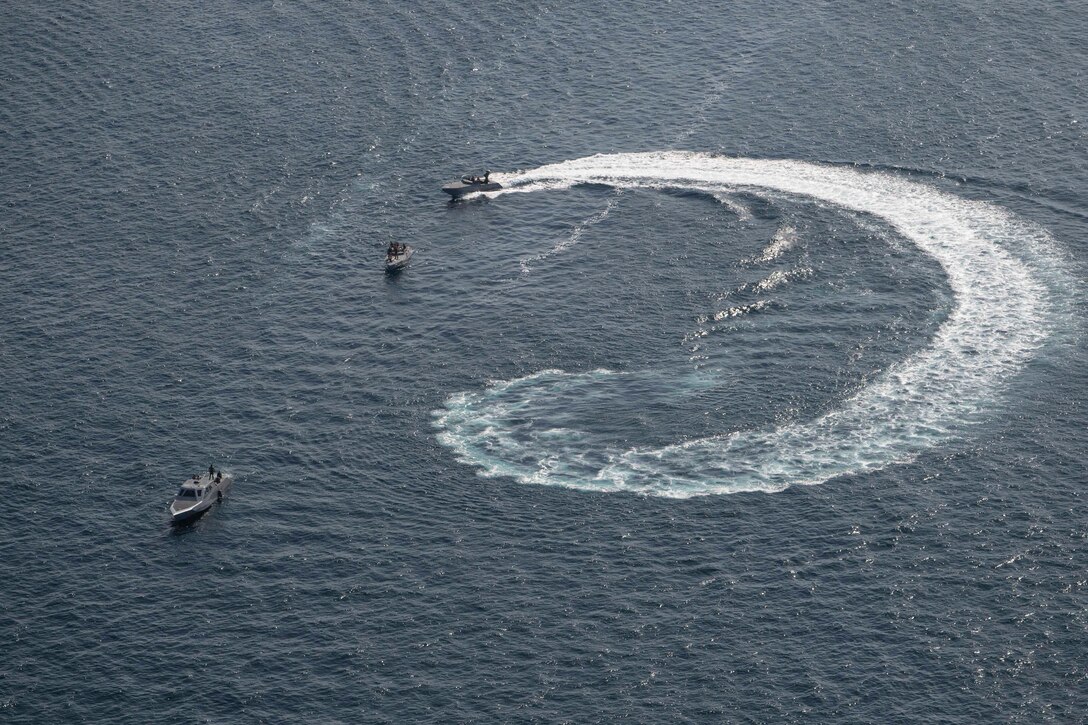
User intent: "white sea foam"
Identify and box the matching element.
[745,224,797,263]
[709,193,752,222]
[750,266,813,293]
[712,299,772,321]
[648,182,753,220]
[434,151,1067,496]
[520,192,621,272]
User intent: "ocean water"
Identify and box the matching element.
[2,1,1087,721]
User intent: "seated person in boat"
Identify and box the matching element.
[464,171,491,185]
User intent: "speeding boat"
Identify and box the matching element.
[385,244,414,272]
[169,469,232,524]
[442,172,501,199]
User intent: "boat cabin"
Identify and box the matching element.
[175,480,210,499]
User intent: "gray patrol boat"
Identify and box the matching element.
[442,171,501,199]
[169,468,232,524]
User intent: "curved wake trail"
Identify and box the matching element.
[520,191,621,273]
[435,151,1064,496]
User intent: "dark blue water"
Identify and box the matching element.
[2,1,1087,721]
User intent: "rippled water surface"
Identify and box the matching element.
[2,1,1087,722]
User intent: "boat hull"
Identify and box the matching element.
[442,181,501,198]
[386,246,414,272]
[169,473,232,524]
[170,500,211,524]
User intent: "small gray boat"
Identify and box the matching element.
[386,244,414,272]
[442,172,501,199]
[170,468,232,524]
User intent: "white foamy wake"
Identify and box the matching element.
[745,224,797,263]
[749,266,813,293]
[434,151,1064,496]
[712,298,772,321]
[520,192,621,273]
[710,190,754,222]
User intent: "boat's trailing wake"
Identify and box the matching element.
[520,191,622,273]
[434,151,1067,496]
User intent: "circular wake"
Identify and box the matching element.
[434,152,1063,496]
